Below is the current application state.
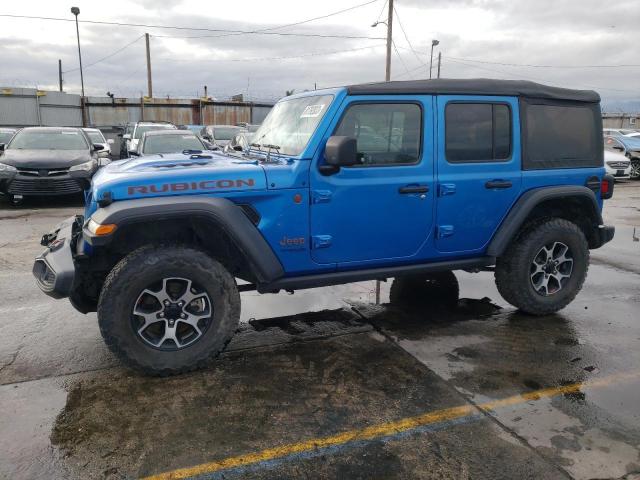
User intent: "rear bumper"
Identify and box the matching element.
[593,224,615,249]
[32,216,81,299]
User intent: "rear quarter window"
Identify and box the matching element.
[522,101,602,170]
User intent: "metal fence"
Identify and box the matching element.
[0,87,273,128]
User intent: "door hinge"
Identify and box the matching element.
[311,190,332,204]
[312,235,332,249]
[438,183,456,197]
[437,225,455,239]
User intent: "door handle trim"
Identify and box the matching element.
[399,185,429,194]
[485,180,513,189]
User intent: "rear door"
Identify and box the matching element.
[435,96,522,253]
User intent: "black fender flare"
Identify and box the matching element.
[486,186,604,257]
[85,196,284,284]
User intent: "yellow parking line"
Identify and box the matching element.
[142,370,640,480]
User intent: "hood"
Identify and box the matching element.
[0,149,92,169]
[604,149,628,162]
[91,151,267,203]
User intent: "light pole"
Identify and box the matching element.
[429,39,440,79]
[70,6,84,97]
[371,0,393,82]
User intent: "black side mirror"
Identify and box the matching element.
[233,145,243,151]
[93,144,105,151]
[0,144,5,151]
[321,136,358,175]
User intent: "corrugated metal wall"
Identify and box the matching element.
[0,87,273,128]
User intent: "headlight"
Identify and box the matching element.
[69,159,97,172]
[0,162,17,173]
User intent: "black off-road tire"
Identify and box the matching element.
[495,218,589,316]
[389,271,460,309]
[97,245,240,376]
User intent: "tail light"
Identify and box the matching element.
[601,175,614,200]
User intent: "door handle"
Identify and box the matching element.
[485,180,513,189]
[399,185,429,194]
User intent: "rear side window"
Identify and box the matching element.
[445,103,511,162]
[523,102,602,169]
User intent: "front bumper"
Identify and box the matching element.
[32,216,82,299]
[1,172,89,196]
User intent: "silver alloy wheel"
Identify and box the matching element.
[132,277,212,350]
[530,242,574,296]
[630,160,640,180]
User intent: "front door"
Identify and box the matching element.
[435,95,522,253]
[310,97,435,266]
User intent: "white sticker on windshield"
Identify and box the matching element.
[300,104,325,118]
[61,131,79,135]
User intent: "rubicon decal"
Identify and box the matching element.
[128,179,255,195]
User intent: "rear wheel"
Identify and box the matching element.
[495,218,588,315]
[98,245,240,376]
[389,271,459,309]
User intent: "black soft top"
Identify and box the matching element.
[347,78,599,103]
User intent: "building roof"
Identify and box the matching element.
[346,78,600,103]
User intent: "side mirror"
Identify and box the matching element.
[321,136,358,175]
[122,134,132,140]
[93,144,105,151]
[0,143,5,151]
[233,145,243,151]
[107,139,114,145]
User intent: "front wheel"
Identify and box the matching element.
[495,218,589,315]
[630,159,640,180]
[97,245,240,376]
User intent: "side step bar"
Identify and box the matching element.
[257,256,495,294]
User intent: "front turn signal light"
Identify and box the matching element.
[87,219,117,236]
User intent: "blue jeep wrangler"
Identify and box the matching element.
[33,79,615,375]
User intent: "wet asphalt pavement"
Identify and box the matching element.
[1,184,639,480]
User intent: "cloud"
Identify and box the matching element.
[0,0,637,109]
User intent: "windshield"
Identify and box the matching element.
[213,127,241,141]
[252,94,333,156]
[9,130,88,150]
[134,124,175,140]
[143,134,204,154]
[0,132,15,144]
[85,130,105,143]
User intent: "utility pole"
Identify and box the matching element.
[437,52,442,79]
[429,39,439,79]
[70,7,84,97]
[145,33,153,98]
[385,0,393,81]
[58,59,63,92]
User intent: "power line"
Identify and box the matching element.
[63,35,144,73]
[445,57,639,93]
[0,14,384,40]
[392,5,427,72]
[156,0,380,40]
[394,47,640,68]
[391,40,412,79]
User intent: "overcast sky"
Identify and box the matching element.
[0,0,638,110]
